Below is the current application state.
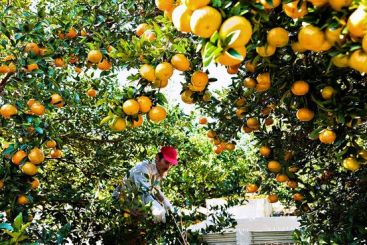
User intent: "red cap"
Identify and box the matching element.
[160,146,178,165]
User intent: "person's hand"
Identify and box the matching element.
[152,201,166,223]
[163,199,174,213]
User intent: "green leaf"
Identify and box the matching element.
[156,93,168,105]
[309,127,323,140]
[0,223,13,231]
[210,31,219,43]
[227,48,243,59]
[100,115,112,126]
[223,30,241,47]
[13,213,23,231]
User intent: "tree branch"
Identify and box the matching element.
[0,73,12,94]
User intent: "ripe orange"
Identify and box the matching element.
[30,102,46,116]
[17,195,29,205]
[0,65,9,74]
[325,27,343,46]
[87,50,103,63]
[152,78,169,88]
[342,157,360,171]
[289,165,299,173]
[190,6,222,38]
[1,104,17,119]
[256,72,271,92]
[225,143,236,151]
[148,106,167,122]
[110,117,127,131]
[8,63,16,73]
[136,23,151,37]
[51,149,62,158]
[283,1,308,19]
[3,54,15,61]
[87,88,97,97]
[51,94,63,105]
[191,71,208,87]
[155,62,174,81]
[347,6,367,38]
[291,42,307,53]
[172,5,193,33]
[139,64,156,82]
[296,108,314,122]
[284,151,294,161]
[287,180,298,189]
[21,162,38,176]
[256,45,276,57]
[25,43,40,55]
[267,27,289,47]
[362,34,367,52]
[293,193,304,201]
[246,184,258,193]
[265,118,274,126]
[308,0,328,7]
[143,30,157,42]
[219,16,252,47]
[75,67,82,73]
[247,117,259,129]
[236,108,247,119]
[243,77,256,88]
[28,147,45,165]
[199,117,208,124]
[31,178,40,189]
[235,98,246,107]
[11,150,27,165]
[242,125,253,133]
[276,173,289,182]
[267,160,281,173]
[132,115,144,128]
[65,28,78,38]
[171,54,191,71]
[267,194,279,203]
[298,25,325,51]
[349,49,367,73]
[184,0,210,10]
[137,96,153,113]
[227,65,239,74]
[46,140,57,148]
[27,63,39,72]
[245,62,256,73]
[81,30,88,36]
[0,179,4,189]
[259,146,271,157]
[213,145,223,154]
[207,130,217,138]
[39,47,47,56]
[291,80,309,96]
[123,99,140,115]
[97,59,112,71]
[321,86,334,100]
[319,129,336,144]
[155,0,174,11]
[260,0,281,9]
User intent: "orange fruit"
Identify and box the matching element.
[171,54,191,71]
[39,47,47,56]
[289,165,299,173]
[207,130,217,138]
[284,151,294,161]
[298,25,325,51]
[51,149,62,158]
[291,42,307,53]
[325,27,343,46]
[259,146,271,157]
[148,106,167,123]
[246,184,258,193]
[225,143,236,151]
[110,117,127,131]
[267,27,289,47]
[31,178,40,189]
[140,64,156,82]
[291,80,309,96]
[276,173,289,182]
[265,117,274,126]
[342,157,360,171]
[213,145,223,154]
[319,129,336,144]
[245,62,256,73]
[75,67,82,73]
[236,107,247,119]
[51,94,63,105]
[28,147,45,165]
[25,43,40,55]
[87,88,97,97]
[152,78,169,88]
[46,140,57,148]
[137,96,153,113]
[21,162,38,176]
[155,62,174,81]
[172,5,193,33]
[242,125,253,133]
[0,65,9,74]
[87,50,103,64]
[293,193,304,201]
[65,28,78,38]
[81,30,88,36]
[268,160,282,173]
[329,0,351,11]
[267,194,279,203]
[256,72,271,92]
[331,54,349,68]
[362,35,367,53]
[1,104,17,119]
[308,0,328,7]
[164,5,176,20]
[17,195,29,205]
[287,180,298,189]
[190,6,222,38]
[349,49,367,73]
[143,30,157,42]
[217,46,246,66]
[347,6,367,38]
[27,63,39,72]
[3,54,15,61]
[155,0,174,11]
[199,117,208,124]
[136,23,151,37]
[30,102,46,116]
[296,108,314,122]
[243,77,256,88]
[132,115,144,128]
[11,150,27,165]
[261,0,281,9]
[123,99,140,115]
[247,118,259,129]
[235,98,246,107]
[227,65,239,74]
[98,59,112,71]
[191,71,208,87]
[321,86,334,100]
[8,63,16,73]
[0,179,4,189]
[219,16,252,47]
[256,44,276,57]
[283,1,308,19]
[184,0,210,10]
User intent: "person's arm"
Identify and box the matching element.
[155,188,174,212]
